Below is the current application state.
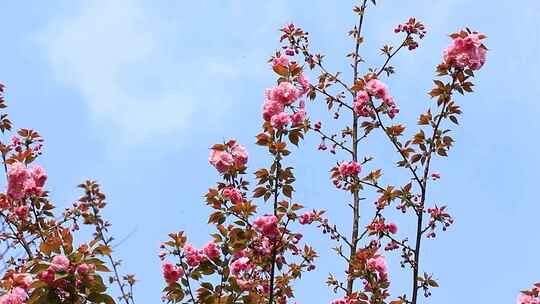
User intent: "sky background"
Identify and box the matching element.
[0,0,539,303]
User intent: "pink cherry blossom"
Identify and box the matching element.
[231,144,249,167]
[366,79,389,99]
[253,215,279,238]
[0,287,27,304]
[296,74,310,95]
[367,256,387,274]
[209,149,234,173]
[262,99,284,122]
[265,81,300,105]
[517,293,536,304]
[291,101,306,126]
[30,165,47,188]
[272,56,289,67]
[7,162,30,200]
[353,91,373,117]
[338,161,362,177]
[77,264,91,275]
[14,205,29,219]
[222,187,243,204]
[387,106,400,119]
[298,211,316,225]
[51,255,70,272]
[230,257,251,276]
[183,244,205,267]
[162,262,183,284]
[202,242,220,259]
[387,223,398,234]
[443,33,487,70]
[271,112,291,128]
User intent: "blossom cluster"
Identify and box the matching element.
[162,135,317,302]
[331,161,362,190]
[208,140,248,174]
[331,244,391,304]
[0,98,135,304]
[394,17,427,50]
[354,79,399,120]
[426,205,454,238]
[263,50,310,129]
[517,283,540,304]
[444,31,487,70]
[6,161,47,201]
[0,287,27,304]
[366,218,398,237]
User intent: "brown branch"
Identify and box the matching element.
[346,0,368,295]
[376,34,411,77]
[91,206,132,304]
[410,76,456,304]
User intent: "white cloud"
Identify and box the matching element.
[37,0,243,144]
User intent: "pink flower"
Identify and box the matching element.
[367,256,387,274]
[272,56,289,67]
[30,165,47,188]
[183,244,204,267]
[517,293,536,304]
[356,91,370,104]
[253,215,279,238]
[366,79,388,99]
[291,110,305,126]
[338,161,362,177]
[231,144,248,167]
[386,223,398,234]
[162,262,183,284]
[353,91,372,117]
[387,106,400,119]
[7,162,30,200]
[291,101,306,126]
[230,257,251,275]
[443,33,487,70]
[296,74,310,95]
[37,268,54,283]
[222,187,243,204]
[383,95,395,107]
[51,255,70,272]
[262,99,284,122]
[298,211,316,225]
[76,264,91,275]
[14,205,29,219]
[265,82,300,105]
[0,287,27,304]
[203,242,220,259]
[271,112,291,128]
[331,299,347,304]
[431,172,441,180]
[394,18,427,50]
[209,149,234,173]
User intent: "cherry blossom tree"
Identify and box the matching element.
[3,1,536,304]
[0,85,135,303]
[158,1,492,303]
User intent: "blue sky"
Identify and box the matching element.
[1,0,539,303]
